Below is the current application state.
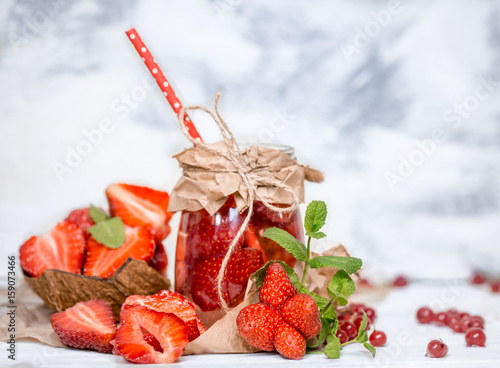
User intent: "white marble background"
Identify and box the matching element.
[1,0,499,282]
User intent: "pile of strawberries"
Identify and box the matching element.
[50,290,206,364]
[20,183,172,279]
[236,263,321,360]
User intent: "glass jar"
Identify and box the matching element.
[175,195,303,323]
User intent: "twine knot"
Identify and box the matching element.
[178,93,299,311]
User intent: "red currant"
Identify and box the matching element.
[369,330,387,347]
[465,327,486,347]
[427,339,448,358]
[469,316,484,329]
[340,321,357,339]
[433,312,448,326]
[447,316,459,327]
[363,307,376,322]
[353,316,370,331]
[460,316,473,332]
[471,272,486,285]
[491,281,500,293]
[459,312,470,319]
[393,275,408,287]
[450,321,462,333]
[336,329,349,344]
[446,309,459,319]
[416,307,434,324]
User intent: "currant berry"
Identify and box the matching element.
[427,339,448,358]
[450,321,462,333]
[459,312,470,319]
[491,281,500,293]
[465,327,486,347]
[416,307,434,324]
[363,307,376,322]
[369,330,387,347]
[340,321,357,339]
[469,316,484,329]
[393,275,408,287]
[446,309,459,319]
[336,329,349,344]
[460,316,473,332]
[447,316,459,327]
[354,316,370,331]
[471,272,486,285]
[433,312,448,326]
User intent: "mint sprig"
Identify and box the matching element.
[261,200,374,359]
[87,205,125,249]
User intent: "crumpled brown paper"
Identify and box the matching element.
[0,244,357,355]
[168,142,322,215]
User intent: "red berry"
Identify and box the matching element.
[465,327,486,347]
[236,303,283,351]
[259,263,297,309]
[274,323,306,360]
[122,290,206,342]
[427,339,448,358]
[460,316,473,332]
[471,272,486,285]
[416,307,434,324]
[363,307,376,322]
[353,316,370,331]
[459,312,470,319]
[393,275,408,287]
[433,312,448,326]
[281,294,321,340]
[106,183,173,244]
[447,316,460,327]
[115,306,188,364]
[491,281,500,293]
[340,321,357,339]
[450,321,463,333]
[336,329,349,344]
[446,309,459,319]
[469,316,484,329]
[369,330,387,347]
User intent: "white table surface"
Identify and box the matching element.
[3,280,500,367]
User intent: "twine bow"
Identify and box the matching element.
[178,93,299,311]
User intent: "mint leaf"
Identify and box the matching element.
[307,231,326,239]
[356,311,368,342]
[327,270,356,306]
[324,336,341,359]
[262,228,307,261]
[308,256,362,274]
[88,217,125,248]
[89,205,109,223]
[304,200,327,234]
[322,303,337,320]
[363,342,376,357]
[254,260,302,290]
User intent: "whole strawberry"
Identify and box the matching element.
[281,293,321,340]
[274,322,306,360]
[237,303,283,351]
[259,263,297,309]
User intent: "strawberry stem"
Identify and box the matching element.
[301,236,312,285]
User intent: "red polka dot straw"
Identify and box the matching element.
[125,28,204,144]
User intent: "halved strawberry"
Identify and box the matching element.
[50,299,117,353]
[83,226,154,278]
[20,221,86,277]
[149,241,168,275]
[191,248,264,311]
[65,207,95,235]
[122,290,206,341]
[106,184,173,243]
[114,306,188,364]
[143,331,163,352]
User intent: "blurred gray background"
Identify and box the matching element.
[1,0,499,282]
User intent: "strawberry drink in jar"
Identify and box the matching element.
[168,98,322,326]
